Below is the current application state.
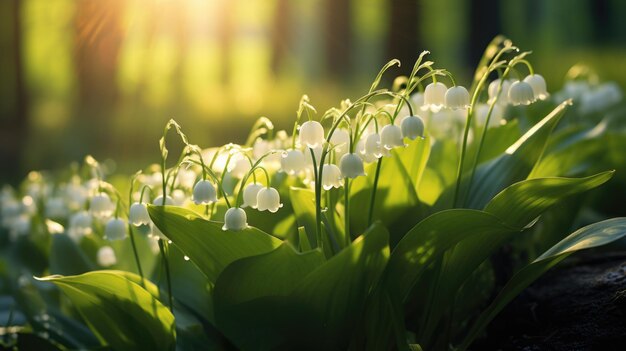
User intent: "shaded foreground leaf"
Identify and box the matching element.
[37,270,175,351]
[148,205,282,283]
[459,218,626,350]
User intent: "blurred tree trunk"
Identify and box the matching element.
[323,0,351,78]
[173,3,189,105]
[270,0,291,76]
[0,0,28,183]
[217,0,234,85]
[75,0,123,109]
[468,0,501,65]
[386,0,420,76]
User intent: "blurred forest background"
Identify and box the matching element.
[1,0,625,184]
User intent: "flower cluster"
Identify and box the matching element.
[0,47,559,249]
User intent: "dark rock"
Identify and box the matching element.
[473,252,626,351]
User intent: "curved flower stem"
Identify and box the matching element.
[158,239,173,312]
[367,158,383,226]
[128,173,145,284]
[310,147,323,251]
[464,67,513,205]
[452,46,515,208]
[344,178,350,246]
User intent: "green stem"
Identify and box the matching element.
[158,239,173,312]
[310,147,323,250]
[367,158,383,226]
[128,226,145,284]
[344,178,351,246]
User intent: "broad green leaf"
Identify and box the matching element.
[289,187,319,247]
[418,139,459,205]
[289,222,389,349]
[350,143,426,245]
[213,243,324,348]
[485,171,614,228]
[464,100,571,208]
[37,270,175,351]
[215,243,325,307]
[436,100,571,210]
[49,233,94,275]
[418,172,613,342]
[289,187,336,256]
[167,244,214,324]
[148,205,282,283]
[396,136,431,195]
[458,217,626,350]
[530,120,609,178]
[210,223,389,350]
[386,209,517,303]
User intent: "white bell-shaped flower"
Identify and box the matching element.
[488,79,513,105]
[152,195,174,206]
[171,189,187,206]
[68,211,92,241]
[339,153,365,179]
[299,121,325,148]
[281,149,306,175]
[321,164,343,190]
[176,168,197,189]
[223,207,248,231]
[97,246,117,267]
[508,80,536,106]
[304,145,323,168]
[364,133,387,159]
[45,197,68,218]
[474,103,504,128]
[423,82,448,112]
[445,86,470,110]
[256,187,283,213]
[193,180,218,205]
[129,202,150,226]
[356,138,377,163]
[410,92,425,110]
[401,115,425,140]
[380,124,405,150]
[90,193,114,218]
[523,74,549,100]
[242,183,263,208]
[329,129,350,155]
[104,218,128,241]
[230,157,251,179]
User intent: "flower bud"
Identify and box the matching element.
[339,153,365,179]
[90,193,114,218]
[423,82,447,112]
[321,164,343,190]
[445,86,470,110]
[523,74,549,100]
[104,218,128,241]
[242,183,263,208]
[299,121,325,148]
[508,81,535,106]
[223,207,248,231]
[281,149,306,175]
[256,187,283,213]
[97,246,117,267]
[129,202,150,226]
[380,124,405,150]
[401,115,425,140]
[193,180,218,205]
